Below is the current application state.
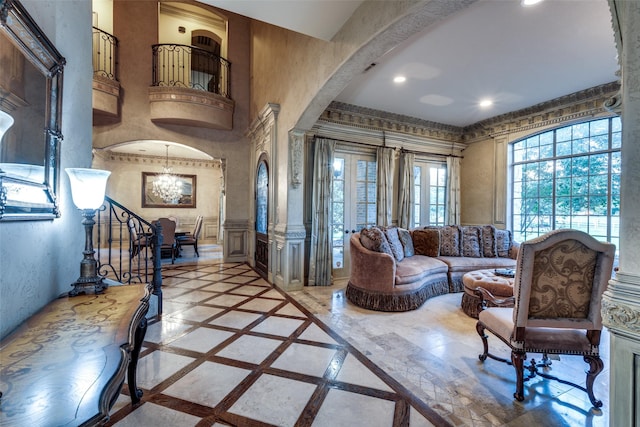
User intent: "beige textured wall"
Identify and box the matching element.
[92,0,113,32]
[460,139,495,225]
[249,22,333,219]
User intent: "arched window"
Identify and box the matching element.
[510,116,621,249]
[256,161,268,234]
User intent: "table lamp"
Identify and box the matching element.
[65,168,111,296]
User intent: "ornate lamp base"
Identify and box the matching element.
[69,209,107,296]
[69,275,107,296]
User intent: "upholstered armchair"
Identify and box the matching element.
[475,229,615,407]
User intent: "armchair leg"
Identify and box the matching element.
[584,355,604,408]
[194,242,199,257]
[511,351,526,402]
[476,322,489,362]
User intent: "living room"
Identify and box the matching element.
[1,0,639,426]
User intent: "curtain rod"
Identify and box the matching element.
[313,136,462,159]
[400,147,463,159]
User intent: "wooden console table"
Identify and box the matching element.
[0,283,151,426]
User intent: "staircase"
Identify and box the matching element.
[95,196,164,316]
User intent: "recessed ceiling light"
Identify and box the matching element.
[393,75,406,83]
[521,0,544,6]
[479,99,493,108]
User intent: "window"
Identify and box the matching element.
[511,117,620,249]
[413,162,447,228]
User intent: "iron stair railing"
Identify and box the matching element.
[95,196,163,315]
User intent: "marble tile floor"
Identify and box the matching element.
[106,248,610,427]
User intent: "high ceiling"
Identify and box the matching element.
[112,0,618,158]
[204,0,618,127]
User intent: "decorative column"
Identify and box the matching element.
[271,129,306,291]
[601,2,640,426]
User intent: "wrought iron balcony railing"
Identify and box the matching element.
[92,26,118,81]
[152,43,231,98]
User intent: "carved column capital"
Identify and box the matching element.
[602,298,640,338]
[602,273,640,339]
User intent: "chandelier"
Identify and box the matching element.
[152,145,183,203]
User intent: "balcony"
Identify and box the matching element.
[92,27,120,125]
[149,44,234,130]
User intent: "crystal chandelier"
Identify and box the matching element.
[152,145,183,203]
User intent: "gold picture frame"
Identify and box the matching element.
[142,172,196,208]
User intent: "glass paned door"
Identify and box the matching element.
[331,152,376,279]
[255,161,268,278]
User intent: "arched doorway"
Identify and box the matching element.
[255,159,269,278]
[191,30,221,94]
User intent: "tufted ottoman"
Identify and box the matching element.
[461,269,514,318]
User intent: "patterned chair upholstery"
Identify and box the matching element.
[475,229,615,407]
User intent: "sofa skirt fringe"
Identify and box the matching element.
[449,277,465,293]
[346,279,450,312]
[461,292,482,318]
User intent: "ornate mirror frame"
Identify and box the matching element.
[0,0,65,220]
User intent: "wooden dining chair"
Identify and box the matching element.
[177,215,203,257]
[156,217,178,263]
[127,218,151,258]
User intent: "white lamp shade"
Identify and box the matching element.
[65,168,111,210]
[0,110,14,139]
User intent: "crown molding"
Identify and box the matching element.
[321,82,620,147]
[463,81,621,142]
[93,149,221,169]
[322,101,465,143]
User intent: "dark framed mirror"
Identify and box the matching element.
[0,0,65,220]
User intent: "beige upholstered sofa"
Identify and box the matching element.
[346,225,519,311]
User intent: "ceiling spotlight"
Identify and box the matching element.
[521,0,544,6]
[479,99,493,108]
[393,75,406,83]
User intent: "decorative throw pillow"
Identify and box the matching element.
[383,227,405,262]
[439,225,461,257]
[397,228,415,257]
[495,229,512,258]
[359,227,393,257]
[461,226,482,257]
[481,225,497,258]
[412,228,440,257]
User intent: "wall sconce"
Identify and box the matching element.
[178,26,186,33]
[65,168,111,296]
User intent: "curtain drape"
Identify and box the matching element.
[376,147,394,227]
[308,138,336,286]
[446,156,461,225]
[398,151,415,229]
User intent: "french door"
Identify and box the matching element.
[331,151,377,279]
